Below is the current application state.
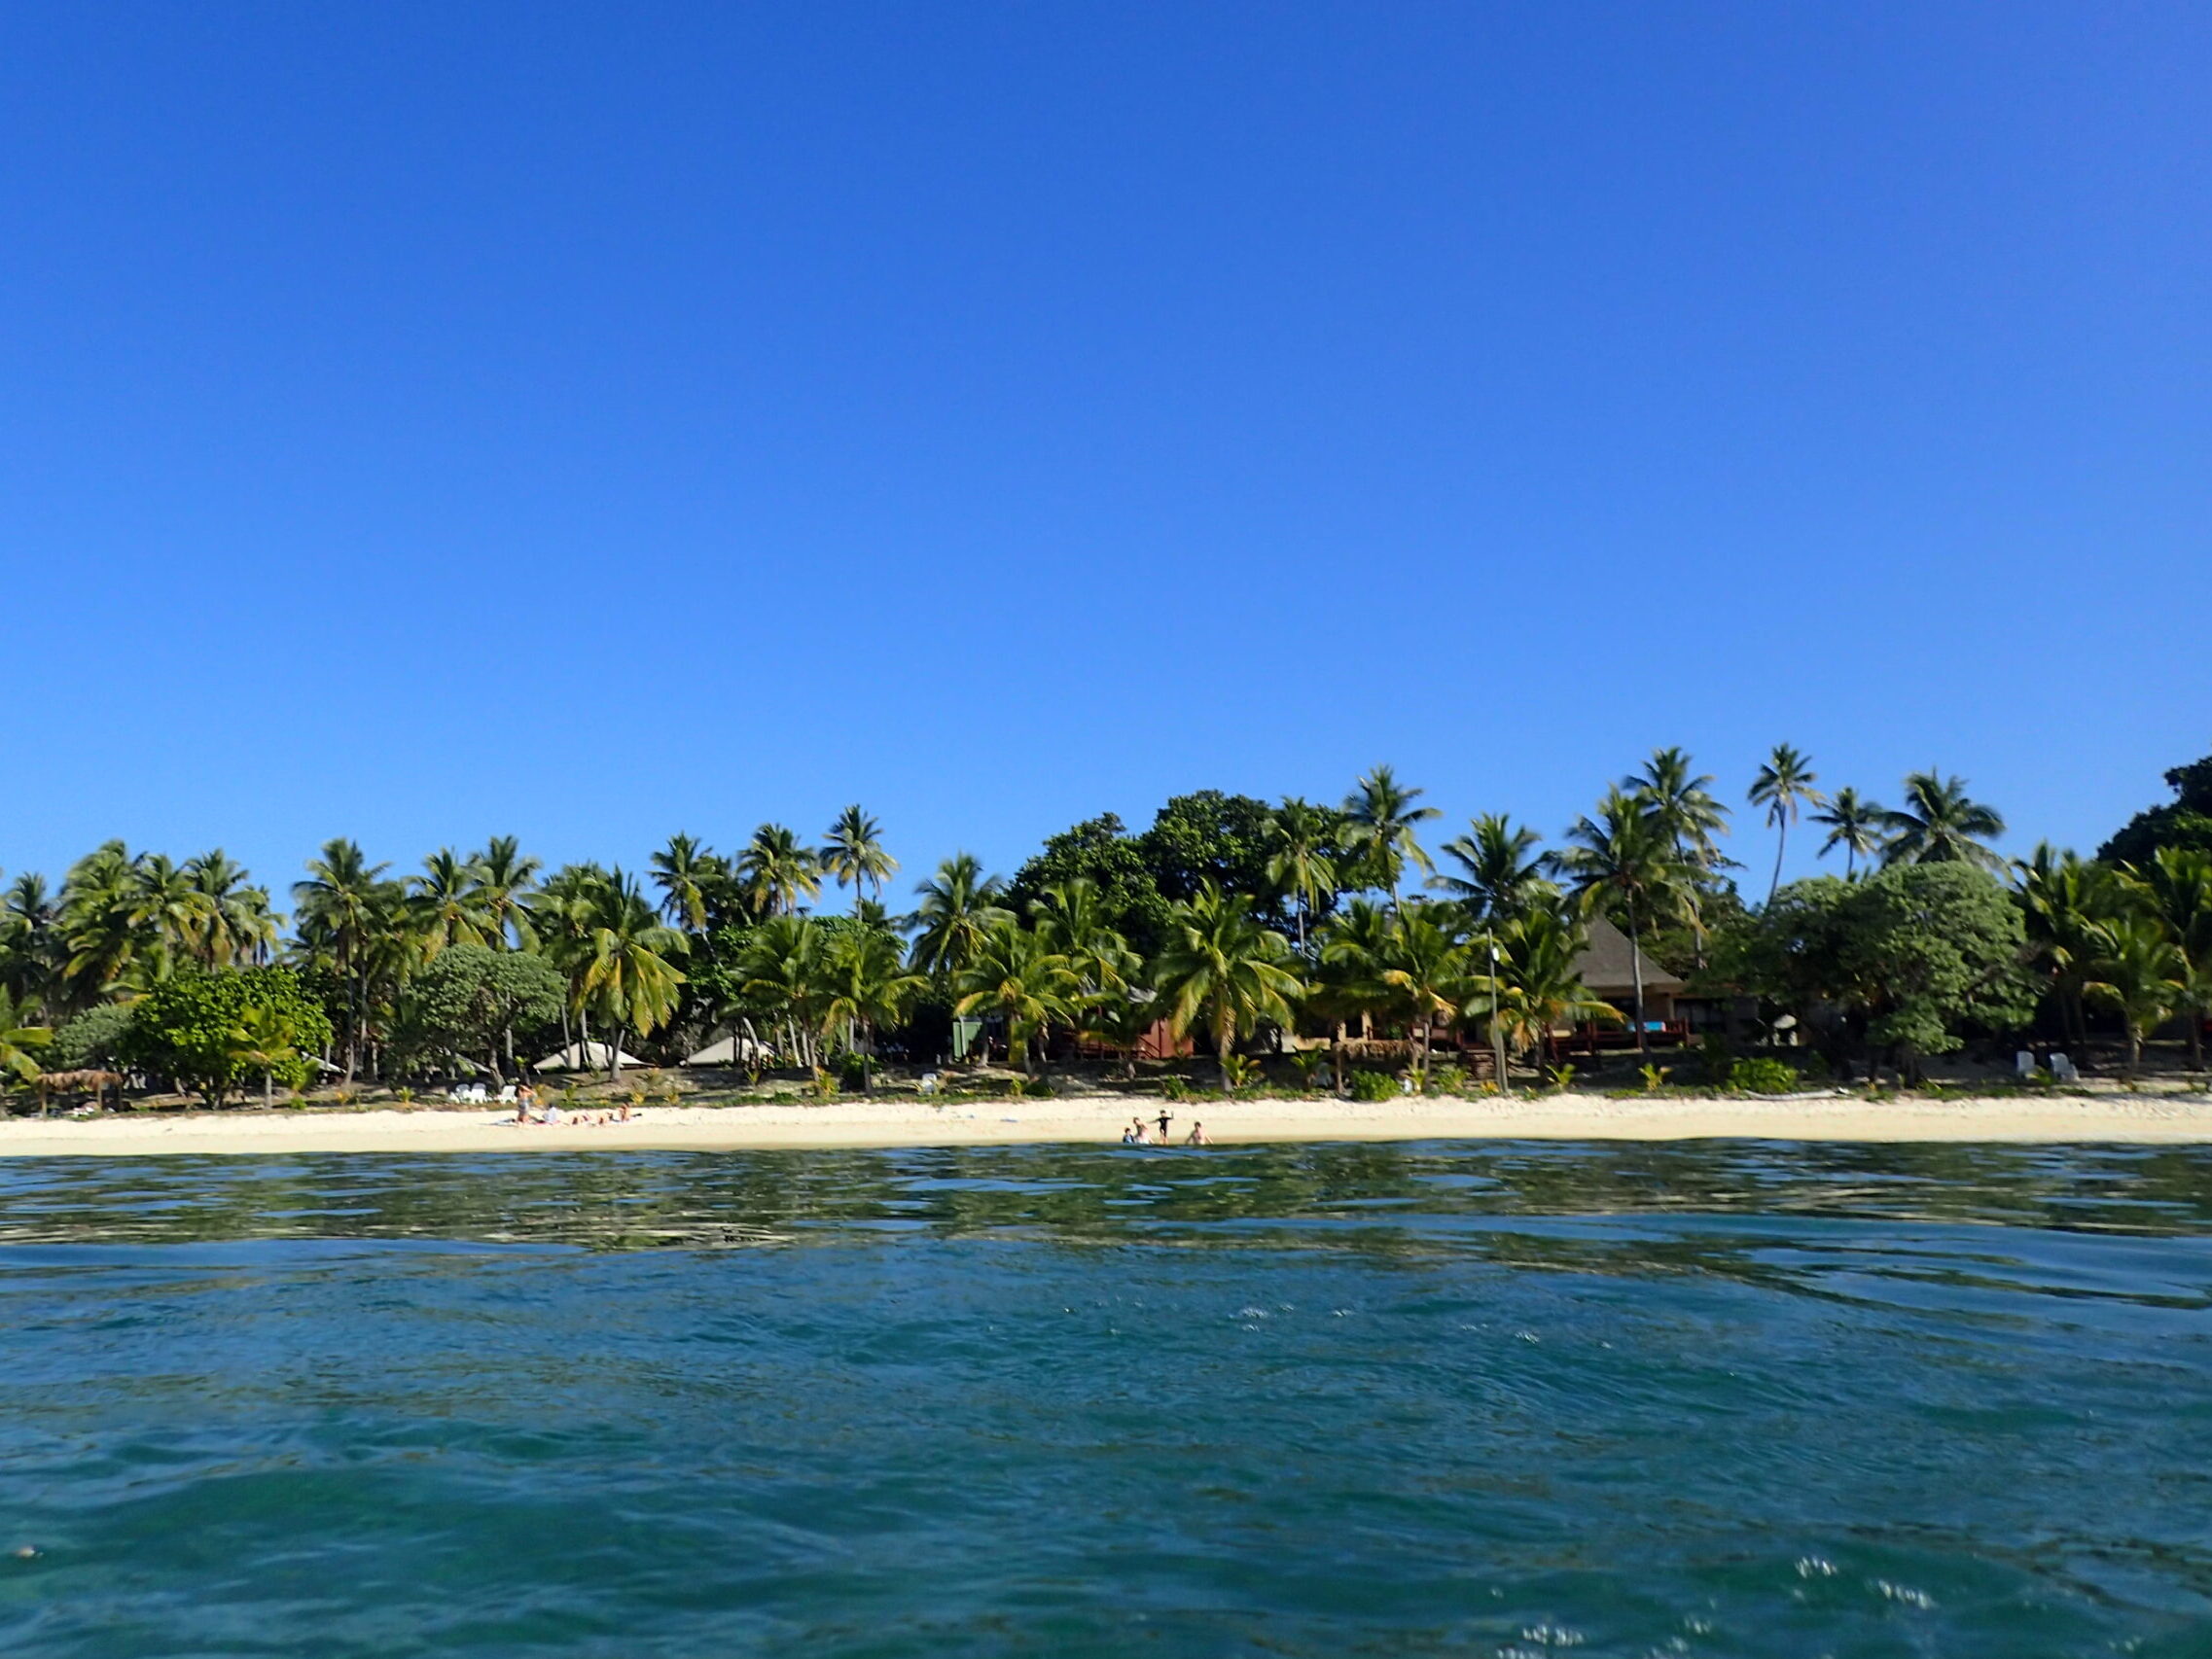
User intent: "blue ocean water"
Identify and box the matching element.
[0,1141,2207,1656]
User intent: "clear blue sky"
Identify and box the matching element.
[4,3,2206,904]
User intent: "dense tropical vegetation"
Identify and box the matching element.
[3,747,2209,1105]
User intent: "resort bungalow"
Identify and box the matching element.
[1560,916,1689,1052]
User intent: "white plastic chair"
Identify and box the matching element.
[497,1085,517,1105]
[2051,1052,2079,1082]
[2016,1050,2036,1078]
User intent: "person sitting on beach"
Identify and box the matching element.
[1186,1122,1208,1147]
[542,1102,563,1125]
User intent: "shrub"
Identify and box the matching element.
[1347,1069,1400,1102]
[1162,1077,1191,1103]
[1024,1075,1055,1098]
[1423,1064,1468,1097]
[1730,1057,1802,1095]
[1639,1063,1670,1093]
[48,1004,136,1073]
[1548,1063,1578,1094]
[1222,1054,1262,1093]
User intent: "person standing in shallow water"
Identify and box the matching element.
[1155,1110,1173,1144]
[1186,1122,1208,1147]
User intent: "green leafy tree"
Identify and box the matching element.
[1152,884,1303,1088]
[1136,792,1284,919]
[1880,772,2007,870]
[1747,744,1827,903]
[126,968,333,1109]
[1006,815,1170,952]
[2100,752,2212,866]
[46,1003,136,1073]
[401,943,566,1084]
[2141,847,2212,1069]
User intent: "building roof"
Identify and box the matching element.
[1574,915,1687,997]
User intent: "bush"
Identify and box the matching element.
[48,1004,136,1072]
[1347,1069,1400,1102]
[1023,1075,1055,1098]
[1730,1057,1802,1095]
[1423,1064,1468,1097]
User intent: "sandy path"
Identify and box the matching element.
[0,1089,2207,1156]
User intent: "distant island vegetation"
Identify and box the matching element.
[2,746,2208,1110]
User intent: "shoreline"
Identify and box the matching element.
[0,1089,2209,1156]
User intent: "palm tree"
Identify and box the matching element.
[1880,772,2006,870]
[1343,764,1439,909]
[651,833,721,934]
[1631,747,1730,874]
[2083,913,2185,1079]
[58,842,149,1008]
[1465,901,1621,1081]
[0,874,60,1014]
[1265,798,1342,953]
[735,824,822,917]
[470,836,542,950]
[818,927,924,1091]
[908,854,1011,977]
[411,849,494,959]
[1029,879,1141,1005]
[736,914,830,1071]
[1152,883,1303,1088]
[953,921,1080,1077]
[1812,788,1887,878]
[1375,911,1473,1083]
[1747,744,1828,904]
[2016,843,2133,1050]
[294,839,404,1081]
[1316,898,1401,1070]
[1431,814,1554,924]
[183,851,279,967]
[576,869,688,1081]
[2142,847,2212,1069]
[126,854,207,982]
[1552,786,1681,1057]
[0,990,52,1086]
[229,1002,305,1110]
[823,806,898,914]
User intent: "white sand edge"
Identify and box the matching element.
[0,1090,2208,1156]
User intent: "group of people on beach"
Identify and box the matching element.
[1123,1112,1206,1147]
[507,1085,639,1129]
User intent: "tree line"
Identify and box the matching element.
[0,746,2206,1104]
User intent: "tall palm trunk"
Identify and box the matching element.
[1768,821,1787,904]
[608,1025,625,1084]
[1628,897,1649,1059]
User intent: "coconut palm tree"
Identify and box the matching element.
[576,869,688,1081]
[1879,772,2006,870]
[469,836,542,950]
[126,854,208,982]
[411,849,494,960]
[1631,748,1730,875]
[953,920,1079,1077]
[731,913,828,1070]
[2083,912,2185,1079]
[908,854,1012,978]
[1152,883,1304,1088]
[1312,899,1397,1093]
[1464,901,1621,1081]
[0,874,60,1014]
[1029,878,1141,1005]
[2016,843,2124,1050]
[1343,764,1439,909]
[294,840,405,1080]
[180,851,279,967]
[58,842,149,1008]
[2142,847,2212,1069]
[1812,788,1887,878]
[1265,797,1343,953]
[735,824,822,917]
[0,990,53,1086]
[817,927,924,1091]
[1747,744,1827,904]
[1376,911,1474,1083]
[823,806,898,914]
[1552,787,1682,1057]
[1431,814,1554,924]
[651,833,721,934]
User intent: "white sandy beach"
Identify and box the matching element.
[0,1089,2208,1156]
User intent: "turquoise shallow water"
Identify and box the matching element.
[0,1143,2209,1656]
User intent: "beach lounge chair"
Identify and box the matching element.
[2016,1050,2036,1077]
[2051,1053,2079,1082]
[497,1085,517,1105]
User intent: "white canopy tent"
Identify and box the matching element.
[681,1033,773,1067]
[532,1041,650,1074]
